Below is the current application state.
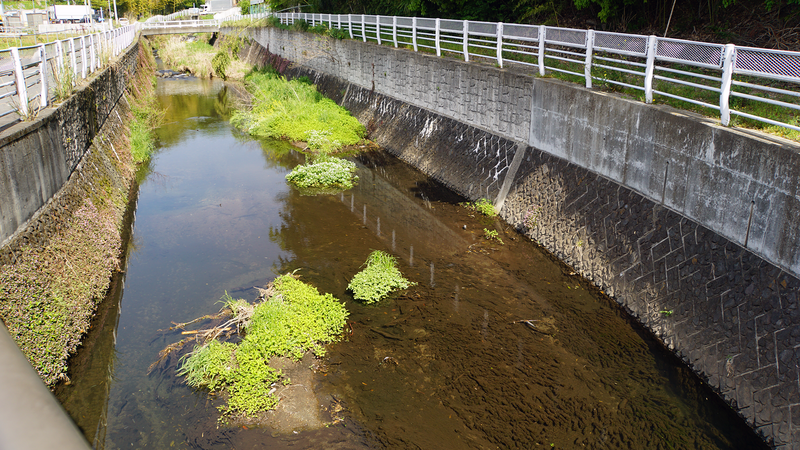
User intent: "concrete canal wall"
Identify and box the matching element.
[235,27,800,448]
[0,39,140,263]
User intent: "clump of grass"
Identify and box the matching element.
[127,41,164,163]
[230,68,366,153]
[51,61,75,102]
[173,275,349,419]
[348,250,415,304]
[462,198,497,217]
[285,155,358,195]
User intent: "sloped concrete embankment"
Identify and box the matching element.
[235,28,800,448]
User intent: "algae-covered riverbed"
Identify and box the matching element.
[54,74,769,450]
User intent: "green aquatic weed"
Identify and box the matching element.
[175,275,349,418]
[484,228,504,244]
[462,198,497,217]
[348,250,416,304]
[285,155,359,194]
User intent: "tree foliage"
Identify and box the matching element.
[267,0,800,37]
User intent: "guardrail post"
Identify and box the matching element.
[89,34,96,72]
[463,20,469,62]
[435,18,441,56]
[538,26,545,76]
[348,14,353,39]
[362,15,366,42]
[38,44,48,108]
[644,35,657,103]
[393,16,397,48]
[337,14,341,31]
[720,43,735,126]
[55,39,64,73]
[11,48,28,116]
[584,29,594,88]
[496,22,504,67]
[377,15,382,45]
[69,38,78,79]
[412,17,418,52]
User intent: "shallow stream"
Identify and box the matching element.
[55,75,769,450]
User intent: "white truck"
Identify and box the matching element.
[48,5,94,23]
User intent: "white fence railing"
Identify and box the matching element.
[0,24,137,122]
[141,20,221,31]
[221,11,800,134]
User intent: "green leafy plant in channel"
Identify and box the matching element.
[285,155,358,195]
[484,228,504,244]
[160,274,348,421]
[462,198,497,217]
[348,250,416,304]
[230,68,366,154]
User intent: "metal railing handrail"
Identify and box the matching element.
[0,23,138,121]
[141,19,221,29]
[220,11,800,135]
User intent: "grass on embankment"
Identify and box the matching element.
[231,68,368,193]
[0,42,160,386]
[129,38,164,163]
[155,34,250,80]
[231,68,366,153]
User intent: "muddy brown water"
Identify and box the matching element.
[54,76,768,450]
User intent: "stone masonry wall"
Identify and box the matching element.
[237,31,800,448]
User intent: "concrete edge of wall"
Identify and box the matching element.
[236,33,800,448]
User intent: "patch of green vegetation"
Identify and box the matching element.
[484,228,504,244]
[176,275,348,419]
[128,41,164,164]
[0,197,126,385]
[285,155,359,194]
[212,34,246,80]
[231,68,366,153]
[462,198,497,217]
[52,61,76,102]
[347,250,415,304]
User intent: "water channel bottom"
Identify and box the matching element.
[54,76,767,450]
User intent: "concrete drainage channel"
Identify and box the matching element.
[1,23,799,447]
[236,27,800,448]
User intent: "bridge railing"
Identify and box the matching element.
[141,19,221,30]
[0,24,137,123]
[224,11,800,135]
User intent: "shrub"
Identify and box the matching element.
[348,251,415,304]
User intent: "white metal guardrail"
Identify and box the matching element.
[141,19,221,31]
[0,23,137,123]
[222,11,800,134]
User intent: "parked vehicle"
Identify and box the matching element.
[48,5,94,23]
